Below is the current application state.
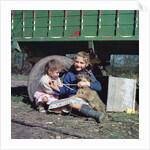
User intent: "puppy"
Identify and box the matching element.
[75,74,106,113]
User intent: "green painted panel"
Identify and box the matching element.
[13,10,22,19]
[36,10,48,18]
[119,10,134,14]
[51,10,64,17]
[23,28,33,37]
[101,10,116,15]
[51,17,64,26]
[119,25,134,35]
[13,18,22,28]
[11,10,139,41]
[119,14,134,24]
[67,10,80,16]
[14,28,22,37]
[13,18,22,37]
[35,28,47,37]
[65,27,80,36]
[13,12,23,37]
[101,15,116,25]
[24,11,33,35]
[82,26,97,36]
[84,16,97,25]
[49,27,63,36]
[24,10,33,18]
[36,18,48,27]
[67,16,80,26]
[25,19,33,27]
[84,10,98,15]
[100,26,115,36]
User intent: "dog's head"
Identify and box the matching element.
[76,74,95,83]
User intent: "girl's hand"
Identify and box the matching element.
[49,80,60,92]
[58,83,63,87]
[77,81,90,88]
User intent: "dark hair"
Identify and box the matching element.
[44,59,64,75]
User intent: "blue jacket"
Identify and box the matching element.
[55,69,102,97]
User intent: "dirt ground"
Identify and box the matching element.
[11,80,139,139]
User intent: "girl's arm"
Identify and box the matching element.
[49,80,60,92]
[89,72,102,92]
[90,73,102,92]
[76,72,101,92]
[40,78,56,94]
[77,81,90,88]
[54,73,71,96]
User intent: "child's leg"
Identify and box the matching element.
[39,96,48,106]
[69,103,82,110]
[79,104,106,123]
[49,108,63,114]
[49,105,71,114]
[38,96,48,113]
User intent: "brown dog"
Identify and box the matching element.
[74,74,106,113]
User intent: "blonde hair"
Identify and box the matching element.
[74,51,92,71]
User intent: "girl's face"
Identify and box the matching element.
[48,69,60,79]
[74,56,88,72]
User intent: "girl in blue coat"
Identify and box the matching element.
[49,51,105,123]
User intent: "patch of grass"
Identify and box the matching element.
[105,130,124,139]
[11,95,31,111]
[11,95,24,102]
[111,113,139,123]
[11,74,28,81]
[100,123,125,139]
[102,112,139,139]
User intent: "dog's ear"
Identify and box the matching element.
[85,74,95,83]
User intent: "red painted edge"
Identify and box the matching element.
[82,10,84,17]
[49,10,51,19]
[65,10,67,18]
[36,37,46,38]
[100,10,101,16]
[34,10,36,19]
[23,11,25,20]
[68,31,80,38]
[15,37,21,39]
[68,36,79,38]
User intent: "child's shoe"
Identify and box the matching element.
[62,106,71,113]
[38,105,46,113]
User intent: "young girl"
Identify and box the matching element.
[34,59,64,112]
[49,51,105,123]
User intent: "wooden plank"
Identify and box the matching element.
[106,76,136,112]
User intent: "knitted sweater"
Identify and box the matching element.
[55,70,101,97]
[37,74,61,94]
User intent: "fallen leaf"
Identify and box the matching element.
[45,122,53,125]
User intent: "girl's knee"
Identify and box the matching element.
[69,103,82,110]
[42,96,48,103]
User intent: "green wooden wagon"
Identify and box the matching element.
[11,10,139,102]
